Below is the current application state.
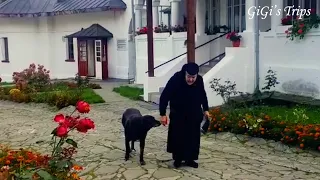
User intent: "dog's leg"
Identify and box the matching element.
[139,137,146,165]
[131,141,136,152]
[125,138,130,161]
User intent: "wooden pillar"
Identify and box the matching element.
[147,0,154,77]
[186,0,195,63]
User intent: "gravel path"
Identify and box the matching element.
[0,82,320,180]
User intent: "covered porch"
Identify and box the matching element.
[140,0,320,106]
[66,24,113,80]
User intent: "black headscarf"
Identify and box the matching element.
[181,62,199,75]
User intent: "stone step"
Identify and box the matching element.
[149,92,161,104]
[199,65,213,74]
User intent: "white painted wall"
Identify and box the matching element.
[0,7,132,82]
[203,47,254,107]
[259,26,320,99]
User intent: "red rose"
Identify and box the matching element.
[54,114,66,124]
[76,118,95,133]
[56,125,68,137]
[298,29,303,34]
[65,116,78,128]
[76,101,90,113]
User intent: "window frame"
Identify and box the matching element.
[1,37,9,63]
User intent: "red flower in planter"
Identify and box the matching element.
[281,16,293,25]
[298,29,303,34]
[76,101,90,113]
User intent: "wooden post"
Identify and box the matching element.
[146,0,154,77]
[186,0,195,63]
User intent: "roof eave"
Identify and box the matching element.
[0,6,127,18]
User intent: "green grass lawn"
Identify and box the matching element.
[113,85,143,100]
[80,88,105,104]
[0,82,14,86]
[225,105,320,125]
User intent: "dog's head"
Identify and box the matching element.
[142,115,161,130]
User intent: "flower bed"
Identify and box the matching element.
[208,105,320,151]
[0,64,104,109]
[0,101,95,179]
[208,69,320,151]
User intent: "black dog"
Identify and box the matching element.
[122,108,161,165]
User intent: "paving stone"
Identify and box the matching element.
[122,168,147,180]
[153,168,182,179]
[1,82,320,179]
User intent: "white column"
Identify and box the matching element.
[135,5,143,29]
[170,0,180,26]
[153,0,160,27]
[245,0,255,32]
[271,0,283,31]
[196,0,206,35]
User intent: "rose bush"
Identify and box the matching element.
[0,101,95,180]
[12,63,51,92]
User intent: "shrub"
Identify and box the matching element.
[12,63,51,91]
[88,83,101,89]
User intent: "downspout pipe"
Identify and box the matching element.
[254,0,260,92]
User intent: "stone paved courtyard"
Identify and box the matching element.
[1,82,320,180]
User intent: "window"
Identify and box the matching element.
[227,0,246,32]
[206,0,220,28]
[284,0,318,17]
[66,37,74,60]
[0,37,9,62]
[95,40,102,62]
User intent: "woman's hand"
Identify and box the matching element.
[160,116,168,126]
[204,111,211,118]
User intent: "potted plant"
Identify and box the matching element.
[226,31,242,47]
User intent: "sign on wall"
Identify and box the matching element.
[117,39,127,51]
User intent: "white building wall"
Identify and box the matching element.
[0,7,132,82]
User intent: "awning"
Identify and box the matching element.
[66,24,113,39]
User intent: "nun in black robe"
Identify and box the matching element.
[159,62,209,168]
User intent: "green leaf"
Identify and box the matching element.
[14,171,34,179]
[51,128,57,136]
[66,138,78,148]
[56,160,72,170]
[36,169,55,180]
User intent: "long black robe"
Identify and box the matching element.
[159,70,209,161]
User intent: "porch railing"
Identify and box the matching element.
[145,32,229,73]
